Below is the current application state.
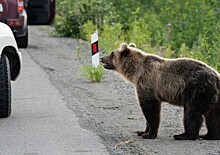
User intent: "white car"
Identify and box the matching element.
[0,22,22,118]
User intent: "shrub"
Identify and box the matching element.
[127,17,151,52]
[54,0,110,38]
[99,22,123,55]
[81,20,97,41]
[80,64,104,82]
[180,27,220,72]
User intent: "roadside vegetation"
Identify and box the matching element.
[80,64,104,82]
[54,0,220,73]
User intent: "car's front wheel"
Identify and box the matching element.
[0,54,11,118]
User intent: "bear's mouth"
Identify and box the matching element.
[102,62,112,69]
[102,63,108,68]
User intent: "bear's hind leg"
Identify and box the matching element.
[174,106,203,140]
[200,107,220,140]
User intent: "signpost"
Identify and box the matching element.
[91,30,99,68]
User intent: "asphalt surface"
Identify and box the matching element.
[0,33,109,154]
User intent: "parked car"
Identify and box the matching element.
[0,22,21,118]
[0,0,55,48]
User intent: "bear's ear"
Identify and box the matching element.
[119,43,128,51]
[128,43,136,48]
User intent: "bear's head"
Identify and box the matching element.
[101,43,137,70]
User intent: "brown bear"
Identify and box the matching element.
[101,43,220,140]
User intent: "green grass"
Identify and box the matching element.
[80,64,104,82]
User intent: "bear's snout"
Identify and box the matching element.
[100,56,115,70]
[100,57,109,69]
[100,57,106,65]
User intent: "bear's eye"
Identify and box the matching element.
[111,52,114,55]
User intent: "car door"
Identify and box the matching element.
[26,0,55,25]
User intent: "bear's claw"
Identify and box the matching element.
[135,131,146,136]
[135,131,157,139]
[142,133,157,139]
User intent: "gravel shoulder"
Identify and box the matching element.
[27,26,220,155]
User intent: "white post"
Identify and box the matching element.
[91,30,99,68]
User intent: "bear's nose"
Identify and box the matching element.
[100,57,104,63]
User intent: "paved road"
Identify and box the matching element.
[0,33,108,154]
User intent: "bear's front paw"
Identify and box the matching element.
[135,131,147,136]
[174,133,197,140]
[142,132,157,139]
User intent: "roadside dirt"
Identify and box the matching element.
[27,26,220,155]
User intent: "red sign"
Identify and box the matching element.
[91,41,98,55]
[93,44,97,53]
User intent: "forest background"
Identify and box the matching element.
[54,0,220,71]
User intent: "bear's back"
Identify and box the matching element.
[156,57,220,105]
[164,58,219,80]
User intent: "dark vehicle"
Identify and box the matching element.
[0,0,55,48]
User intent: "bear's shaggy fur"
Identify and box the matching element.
[101,43,220,140]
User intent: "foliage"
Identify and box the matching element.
[189,27,220,71]
[81,20,97,41]
[99,22,123,55]
[55,0,220,71]
[154,0,218,54]
[80,64,104,82]
[127,16,151,52]
[54,0,111,38]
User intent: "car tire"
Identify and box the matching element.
[16,28,28,48]
[0,55,11,118]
